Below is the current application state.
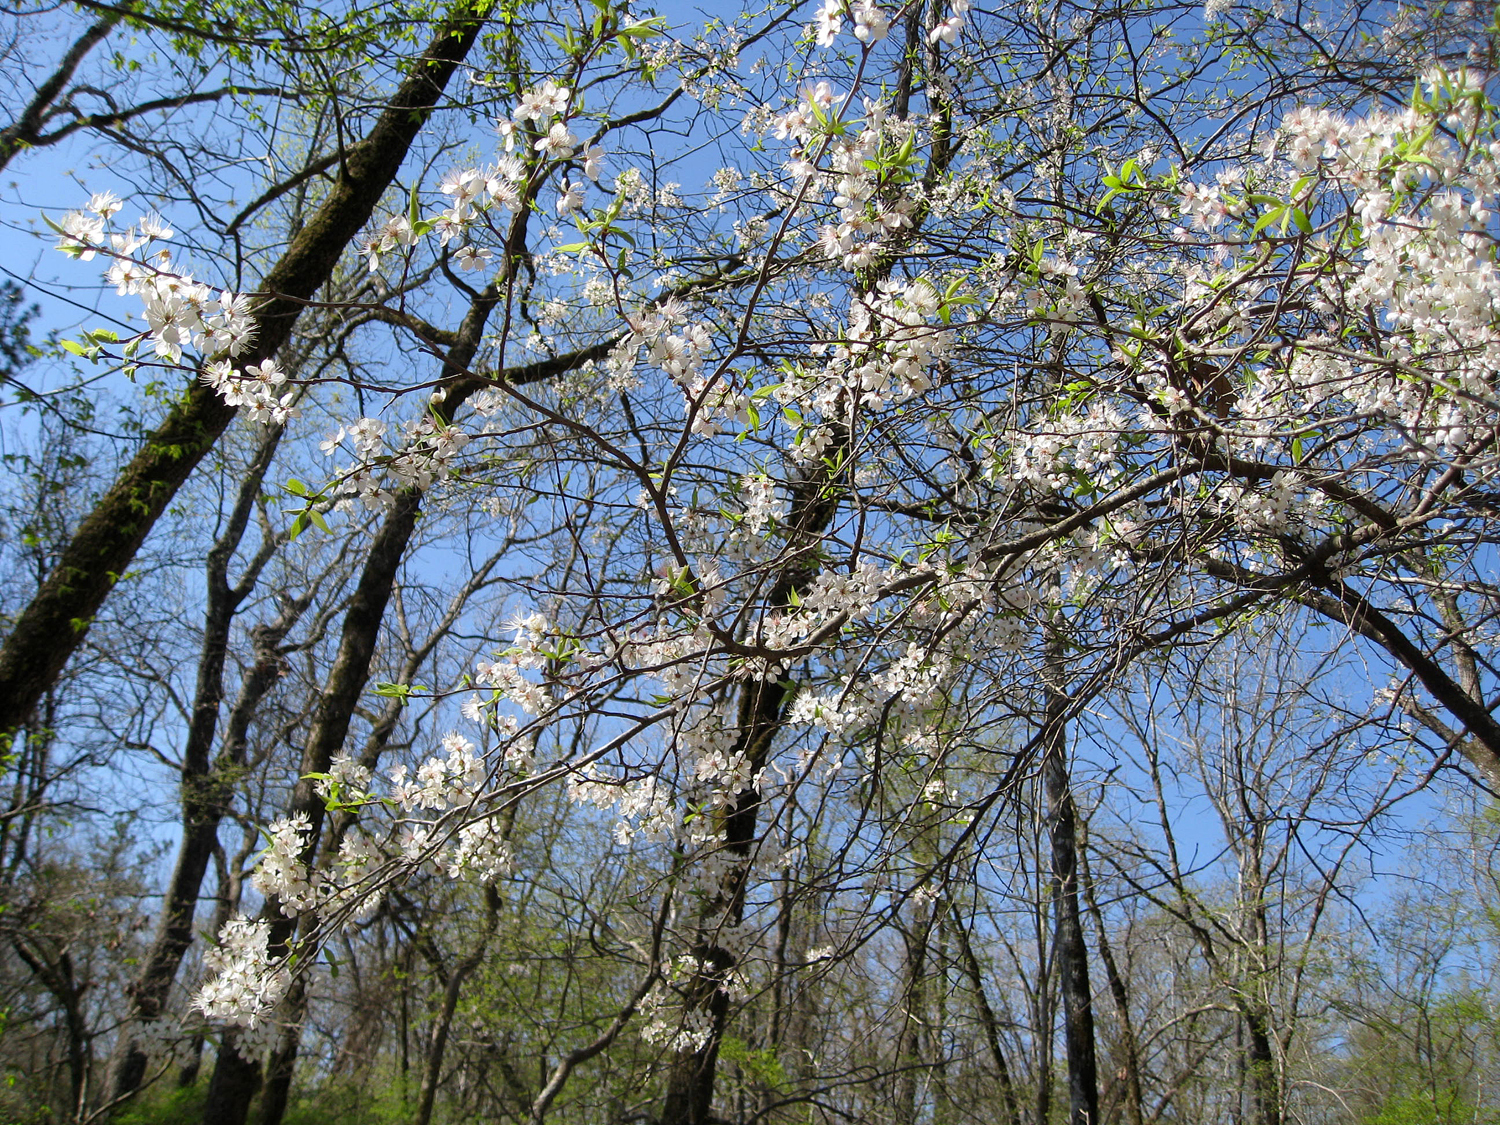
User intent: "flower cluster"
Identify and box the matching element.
[1165,67,1500,460]
[444,817,514,882]
[810,0,895,47]
[363,77,609,275]
[814,102,918,271]
[55,197,283,418]
[319,412,472,511]
[639,954,753,1052]
[568,766,679,848]
[1005,400,1136,492]
[191,917,289,1030]
[201,357,296,425]
[389,731,489,812]
[252,814,316,915]
[608,296,759,436]
[776,277,956,436]
[314,752,373,803]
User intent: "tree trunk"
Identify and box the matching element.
[1241,880,1281,1125]
[894,907,932,1125]
[658,471,841,1125]
[415,886,502,1125]
[1042,628,1099,1125]
[1243,1003,1281,1125]
[947,913,1023,1125]
[1078,831,1142,1125]
[9,940,90,1122]
[204,474,429,1125]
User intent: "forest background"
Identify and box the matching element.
[1,0,1499,1123]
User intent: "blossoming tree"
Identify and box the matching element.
[8,0,1500,1121]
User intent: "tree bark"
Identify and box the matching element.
[205,490,431,1124]
[1243,1002,1281,1125]
[894,907,932,1125]
[1241,861,1281,1125]
[1042,628,1099,1125]
[1078,831,1142,1125]
[414,885,501,1125]
[207,277,507,1125]
[947,913,1023,1125]
[10,939,89,1119]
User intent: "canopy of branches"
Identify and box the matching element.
[2,0,1499,1123]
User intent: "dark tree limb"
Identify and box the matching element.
[0,0,493,752]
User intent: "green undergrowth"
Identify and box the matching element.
[106,1078,422,1125]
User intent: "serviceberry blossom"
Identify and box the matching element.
[514,79,570,123]
[537,121,579,161]
[252,814,316,915]
[929,0,969,44]
[87,190,123,218]
[192,917,289,1029]
[53,201,301,424]
[200,356,297,425]
[315,752,373,802]
[812,0,842,46]
[556,178,585,215]
[454,244,493,271]
[582,144,606,181]
[852,0,888,42]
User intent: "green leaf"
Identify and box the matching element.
[1253,206,1285,235]
[617,21,664,38]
